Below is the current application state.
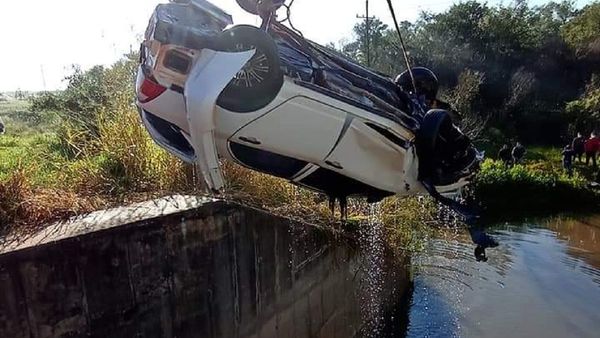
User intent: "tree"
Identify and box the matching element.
[561,2,600,56]
[445,69,488,139]
[566,74,600,133]
[328,1,596,144]
[344,18,390,71]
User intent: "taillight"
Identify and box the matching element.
[138,76,167,103]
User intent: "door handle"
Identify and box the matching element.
[239,136,261,145]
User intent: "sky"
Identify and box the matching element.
[0,0,590,92]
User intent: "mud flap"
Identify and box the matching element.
[184,49,255,192]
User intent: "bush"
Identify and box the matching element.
[0,168,98,234]
[471,159,598,218]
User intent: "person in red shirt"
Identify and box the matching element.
[584,133,600,168]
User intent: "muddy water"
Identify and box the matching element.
[404,215,600,338]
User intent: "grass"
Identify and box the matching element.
[471,147,600,219]
[0,133,65,185]
[2,94,595,251]
[0,95,435,255]
[0,100,56,135]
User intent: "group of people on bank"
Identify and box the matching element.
[497,142,527,166]
[562,132,600,180]
[496,133,600,184]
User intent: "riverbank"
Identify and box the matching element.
[1,83,597,245]
[2,94,598,244]
[0,98,436,256]
[471,148,600,219]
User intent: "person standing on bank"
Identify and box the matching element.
[584,133,600,168]
[498,144,512,166]
[572,133,585,163]
[562,145,575,177]
[512,142,526,165]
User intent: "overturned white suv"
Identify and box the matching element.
[136,0,480,210]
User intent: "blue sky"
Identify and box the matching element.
[0,0,591,91]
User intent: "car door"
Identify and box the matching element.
[321,118,411,193]
[230,95,347,171]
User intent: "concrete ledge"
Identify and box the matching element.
[0,195,410,338]
[0,195,220,255]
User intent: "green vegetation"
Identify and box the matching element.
[472,157,599,218]
[0,99,56,135]
[338,0,600,143]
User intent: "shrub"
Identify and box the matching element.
[471,159,598,217]
[380,196,437,252]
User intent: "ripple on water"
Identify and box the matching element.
[406,215,600,338]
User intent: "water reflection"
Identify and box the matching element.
[545,216,600,276]
[406,215,600,338]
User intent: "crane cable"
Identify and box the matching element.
[385,0,418,95]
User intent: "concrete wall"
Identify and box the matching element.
[0,196,410,338]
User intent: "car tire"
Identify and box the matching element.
[216,25,284,113]
[416,109,453,180]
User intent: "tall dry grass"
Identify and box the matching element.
[1,54,438,255]
[0,168,100,234]
[222,161,334,225]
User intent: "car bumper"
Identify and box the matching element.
[139,107,195,163]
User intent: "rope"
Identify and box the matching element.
[276,0,303,36]
[385,0,417,95]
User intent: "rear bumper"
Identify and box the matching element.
[138,108,195,163]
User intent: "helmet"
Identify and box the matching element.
[395,67,439,101]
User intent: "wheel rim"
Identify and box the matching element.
[230,43,271,88]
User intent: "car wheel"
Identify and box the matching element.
[216,25,284,113]
[416,109,453,180]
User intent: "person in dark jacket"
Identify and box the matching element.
[512,142,526,164]
[0,116,4,135]
[498,144,512,166]
[562,145,575,177]
[572,133,585,163]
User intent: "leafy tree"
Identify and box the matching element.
[566,74,600,133]
[561,2,600,56]
[29,52,139,157]
[343,18,390,69]
[336,1,592,144]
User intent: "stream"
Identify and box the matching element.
[402,215,600,338]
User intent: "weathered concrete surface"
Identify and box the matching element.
[0,195,410,338]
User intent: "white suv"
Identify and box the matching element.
[136,0,480,207]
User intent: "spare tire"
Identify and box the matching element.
[216,25,284,113]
